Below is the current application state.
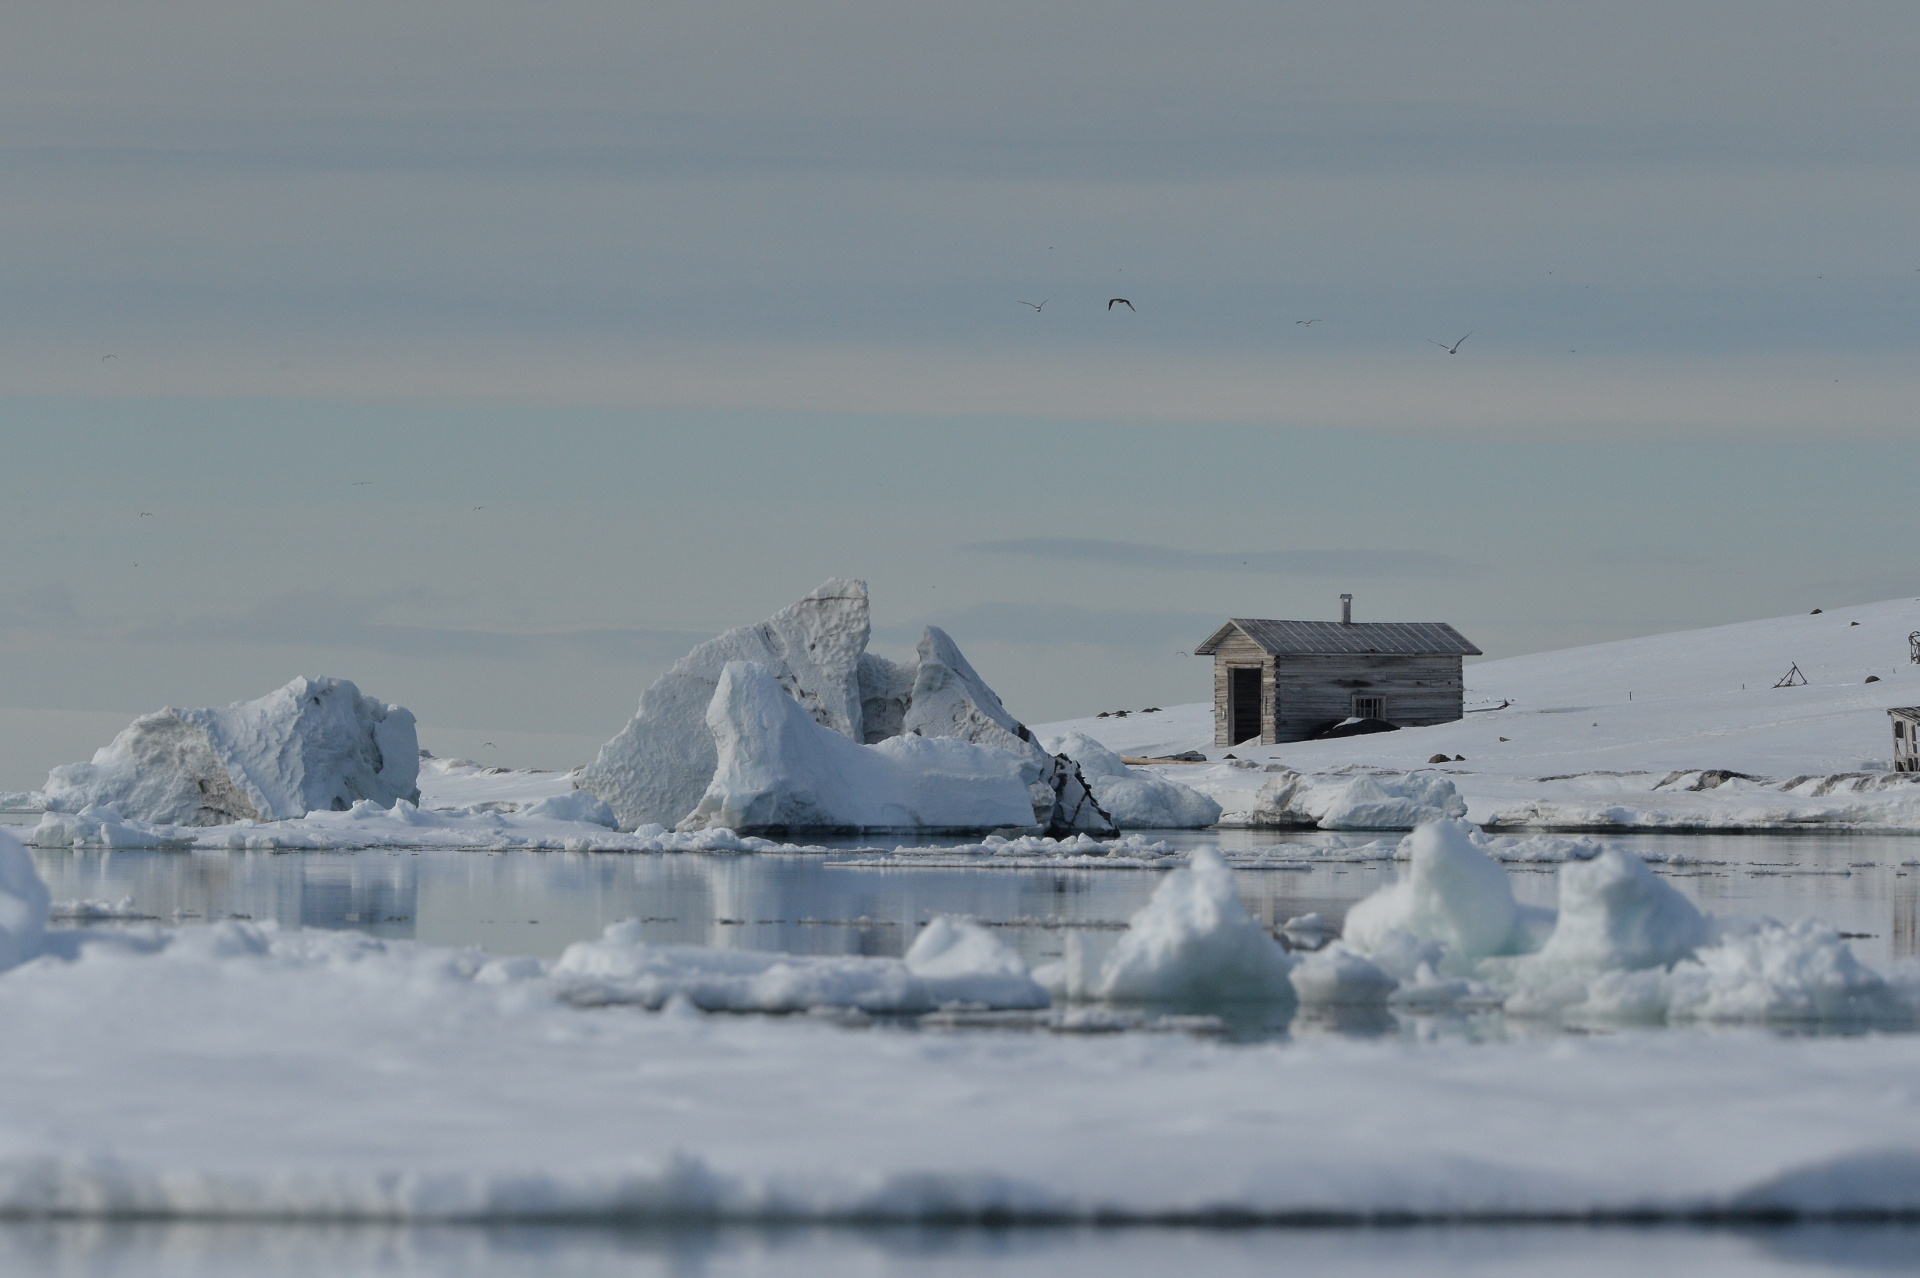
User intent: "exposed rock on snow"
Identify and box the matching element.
[677,662,1038,835]
[0,830,49,972]
[576,579,875,831]
[41,677,419,826]
[1041,731,1221,828]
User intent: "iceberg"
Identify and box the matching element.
[42,677,419,826]
[579,582,1113,836]
[677,662,1039,835]
[576,579,875,831]
[1041,731,1221,828]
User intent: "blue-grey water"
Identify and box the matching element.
[20,828,1920,971]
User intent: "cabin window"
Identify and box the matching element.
[1353,695,1385,720]
[1899,722,1908,739]
[1229,667,1263,744]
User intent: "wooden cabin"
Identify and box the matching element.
[1890,707,1920,773]
[1193,596,1482,747]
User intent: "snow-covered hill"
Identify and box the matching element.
[1036,597,1920,830]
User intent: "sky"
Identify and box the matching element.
[1,2,1917,763]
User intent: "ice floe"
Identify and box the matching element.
[0,830,49,971]
[1037,847,1296,1004]
[41,676,419,825]
[1041,730,1221,828]
[677,661,1039,835]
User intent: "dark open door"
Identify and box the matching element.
[1229,667,1262,745]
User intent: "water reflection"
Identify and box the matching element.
[28,829,1920,970]
[3,1219,1916,1278]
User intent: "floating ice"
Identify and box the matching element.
[42,676,418,826]
[1342,819,1540,971]
[677,661,1038,835]
[550,915,1048,1012]
[1041,731,1221,828]
[0,829,48,971]
[1288,942,1396,1007]
[1526,848,1708,973]
[1041,847,1295,1005]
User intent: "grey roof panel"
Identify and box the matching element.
[1206,618,1482,657]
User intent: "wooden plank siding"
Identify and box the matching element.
[1210,630,1276,747]
[1214,648,1464,745]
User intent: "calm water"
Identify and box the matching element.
[20,826,1920,970]
[2,1220,1917,1278]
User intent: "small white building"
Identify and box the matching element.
[1890,707,1920,773]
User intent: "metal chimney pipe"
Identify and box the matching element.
[1340,594,1353,625]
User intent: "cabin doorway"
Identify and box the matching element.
[1229,667,1262,745]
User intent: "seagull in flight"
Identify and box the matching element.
[1295,318,1322,327]
[101,354,115,362]
[351,481,372,486]
[1108,298,1134,311]
[139,511,153,517]
[1016,298,1050,312]
[1428,332,1472,354]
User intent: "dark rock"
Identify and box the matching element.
[1428,753,1452,764]
[1811,608,1823,614]
[1453,754,1467,761]
[1313,717,1399,740]
[1867,676,1882,683]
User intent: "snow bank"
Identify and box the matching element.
[0,829,48,971]
[42,676,418,826]
[577,579,875,830]
[552,915,1048,1012]
[831,832,1187,868]
[1041,847,1295,1005]
[1293,771,1467,829]
[1041,731,1221,828]
[677,662,1037,834]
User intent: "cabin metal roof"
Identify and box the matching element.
[1888,706,1920,719]
[1194,618,1483,657]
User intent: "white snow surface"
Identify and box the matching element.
[1035,596,1920,830]
[678,662,1037,834]
[41,676,419,826]
[1040,731,1221,828]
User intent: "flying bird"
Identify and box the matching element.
[1017,299,1050,312]
[1108,298,1134,311]
[351,481,372,486]
[101,354,115,362]
[139,511,152,517]
[1428,332,1472,354]
[1295,318,1322,327]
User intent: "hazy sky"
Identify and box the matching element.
[2,2,1917,754]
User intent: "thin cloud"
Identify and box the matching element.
[874,602,1222,654]
[965,538,1470,578]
